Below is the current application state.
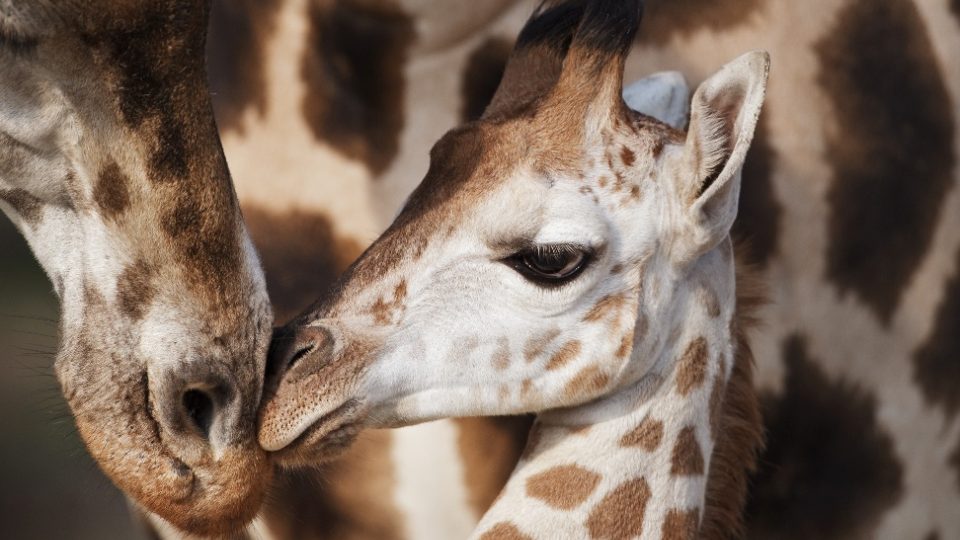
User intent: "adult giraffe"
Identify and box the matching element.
[0,1,272,535]
[208,0,960,538]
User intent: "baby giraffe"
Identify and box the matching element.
[259,1,768,538]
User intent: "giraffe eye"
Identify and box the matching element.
[505,244,592,287]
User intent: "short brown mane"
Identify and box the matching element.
[700,248,766,539]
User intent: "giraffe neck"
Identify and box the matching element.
[472,251,739,540]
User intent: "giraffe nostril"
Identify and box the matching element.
[182,388,215,440]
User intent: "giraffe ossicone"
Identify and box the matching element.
[258,1,768,536]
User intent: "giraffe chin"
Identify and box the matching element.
[73,411,272,536]
[263,399,365,469]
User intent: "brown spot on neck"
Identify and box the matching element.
[697,283,722,318]
[545,340,581,370]
[244,206,363,322]
[94,160,131,219]
[564,365,610,399]
[913,246,960,418]
[492,337,510,370]
[116,259,155,320]
[525,464,601,510]
[301,0,415,175]
[585,477,651,539]
[818,0,955,324]
[524,328,561,362]
[662,508,700,540]
[670,426,705,476]
[675,337,709,396]
[745,334,903,538]
[479,521,533,540]
[0,188,42,225]
[620,146,635,167]
[206,0,283,133]
[619,416,664,451]
[583,293,626,323]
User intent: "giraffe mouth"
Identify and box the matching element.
[268,399,364,467]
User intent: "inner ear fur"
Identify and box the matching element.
[681,51,770,255]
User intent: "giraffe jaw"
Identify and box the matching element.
[259,395,367,467]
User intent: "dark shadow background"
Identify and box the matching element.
[0,218,145,539]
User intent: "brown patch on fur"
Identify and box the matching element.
[0,188,42,224]
[675,337,709,396]
[651,138,665,159]
[620,146,635,167]
[585,477,651,539]
[524,328,561,362]
[616,331,633,360]
[456,416,532,518]
[662,508,701,540]
[744,335,903,539]
[913,246,960,418]
[301,0,415,174]
[116,259,155,320]
[671,426,705,476]
[93,161,131,218]
[698,283,722,318]
[818,0,955,323]
[479,522,533,540]
[564,366,610,398]
[461,37,513,122]
[639,0,763,45]
[206,0,282,132]
[583,294,627,322]
[243,206,364,323]
[370,281,406,326]
[731,114,780,267]
[525,464,601,510]
[619,416,664,451]
[492,337,510,370]
[546,340,581,370]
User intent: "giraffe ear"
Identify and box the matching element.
[679,51,770,257]
[622,71,690,130]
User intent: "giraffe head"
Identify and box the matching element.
[0,1,272,533]
[258,0,769,466]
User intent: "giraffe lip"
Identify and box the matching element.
[270,400,363,465]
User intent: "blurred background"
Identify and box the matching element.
[0,219,144,538]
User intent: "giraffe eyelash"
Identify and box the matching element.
[502,243,595,288]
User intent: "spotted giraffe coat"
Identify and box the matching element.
[183,0,960,538]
